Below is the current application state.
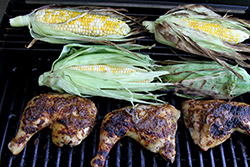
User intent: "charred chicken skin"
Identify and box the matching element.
[91,104,180,167]
[182,99,250,151]
[8,93,97,155]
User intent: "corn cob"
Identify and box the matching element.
[9,5,141,47]
[68,65,139,73]
[143,4,250,79]
[176,18,249,44]
[34,9,130,37]
[68,65,152,83]
[39,44,170,105]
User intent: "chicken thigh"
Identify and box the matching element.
[91,104,180,167]
[182,99,250,151]
[8,93,97,155]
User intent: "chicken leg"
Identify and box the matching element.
[8,93,97,155]
[182,99,250,151]
[91,104,180,167]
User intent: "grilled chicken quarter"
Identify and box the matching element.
[8,93,97,155]
[182,99,250,151]
[91,104,180,167]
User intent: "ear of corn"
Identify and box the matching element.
[39,44,170,105]
[34,9,130,37]
[172,18,249,44]
[157,60,250,99]
[143,4,250,79]
[67,65,152,83]
[68,65,138,73]
[9,5,141,46]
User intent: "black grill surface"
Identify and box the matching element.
[1,1,250,167]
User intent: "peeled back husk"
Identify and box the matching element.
[143,4,250,80]
[10,4,143,47]
[157,60,250,99]
[38,44,170,105]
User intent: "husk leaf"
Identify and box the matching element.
[157,60,250,99]
[39,44,170,105]
[143,4,250,79]
[10,4,144,47]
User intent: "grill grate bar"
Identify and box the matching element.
[20,145,27,167]
[105,155,109,167]
[198,150,204,167]
[44,134,51,167]
[209,149,216,167]
[238,136,249,167]
[0,79,10,156]
[184,128,193,167]
[220,145,227,167]
[175,132,181,167]
[229,139,238,167]
[127,140,133,167]
[153,156,158,167]
[8,155,14,167]
[140,149,145,167]
[31,133,40,167]
[80,140,86,167]
[68,147,74,167]
[116,141,121,167]
[91,125,98,159]
[56,147,62,167]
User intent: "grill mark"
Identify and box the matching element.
[103,111,130,138]
[92,159,105,166]
[22,126,38,134]
[199,80,206,90]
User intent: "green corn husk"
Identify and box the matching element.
[157,60,250,99]
[143,4,250,80]
[38,44,170,105]
[10,4,142,48]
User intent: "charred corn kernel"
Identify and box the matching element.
[180,18,248,44]
[35,9,130,37]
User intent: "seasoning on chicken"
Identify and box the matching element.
[91,104,180,167]
[182,99,250,151]
[8,93,97,155]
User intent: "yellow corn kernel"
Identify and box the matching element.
[68,65,151,83]
[181,18,249,44]
[35,9,130,37]
[68,65,137,73]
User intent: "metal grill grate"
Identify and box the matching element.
[0,1,250,167]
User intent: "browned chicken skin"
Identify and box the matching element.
[8,93,97,155]
[91,104,180,167]
[182,99,250,151]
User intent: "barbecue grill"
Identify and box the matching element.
[1,0,250,167]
